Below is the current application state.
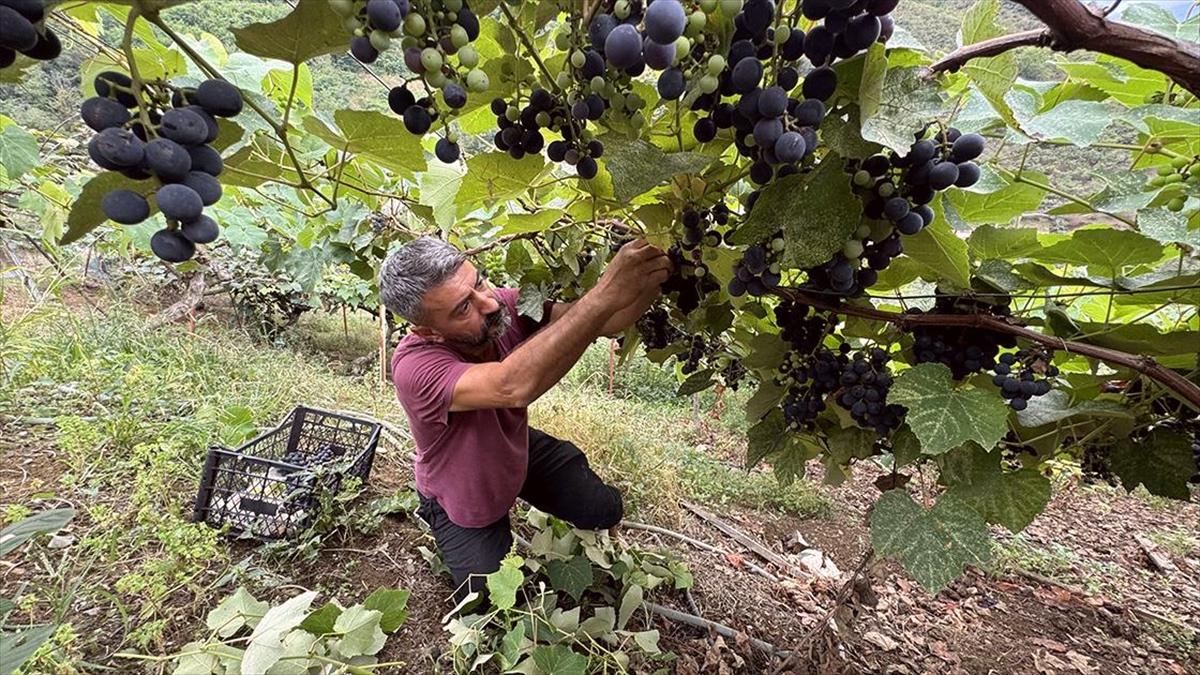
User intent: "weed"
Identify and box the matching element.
[1148,528,1199,557]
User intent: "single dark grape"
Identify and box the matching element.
[657,68,685,100]
[23,29,61,61]
[159,108,209,146]
[844,14,882,51]
[80,97,130,132]
[955,161,981,188]
[0,7,37,52]
[144,137,192,182]
[457,8,480,41]
[183,106,220,143]
[350,36,379,63]
[758,86,788,118]
[780,28,806,61]
[151,228,196,263]
[803,25,834,65]
[403,105,432,134]
[928,161,960,190]
[644,0,686,44]
[366,0,403,32]
[443,83,467,109]
[577,156,598,179]
[187,145,223,176]
[101,189,150,224]
[694,117,717,143]
[883,197,910,222]
[435,137,461,163]
[731,57,763,94]
[775,131,806,164]
[950,133,986,162]
[181,214,220,244]
[793,99,826,128]
[605,24,642,69]
[182,171,222,206]
[643,36,674,70]
[389,86,416,115]
[156,183,204,222]
[194,79,244,118]
[94,127,145,167]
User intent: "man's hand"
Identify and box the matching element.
[593,239,672,311]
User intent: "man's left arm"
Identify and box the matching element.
[542,286,658,337]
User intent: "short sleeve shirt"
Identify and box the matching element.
[390,287,544,527]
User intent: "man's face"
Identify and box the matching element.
[416,262,510,349]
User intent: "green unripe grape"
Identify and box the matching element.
[556,72,571,89]
[698,74,719,94]
[536,111,551,126]
[370,30,392,51]
[343,16,363,32]
[771,237,785,252]
[1164,173,1184,184]
[434,11,445,21]
[1189,163,1200,176]
[426,70,448,88]
[581,128,594,142]
[1167,197,1186,212]
[769,262,781,274]
[444,0,463,11]
[674,37,691,61]
[1148,175,1167,187]
[630,111,646,129]
[694,266,707,278]
[615,0,630,19]
[877,182,896,198]
[401,36,418,49]
[450,24,469,48]
[571,50,586,69]
[404,13,426,37]
[686,11,706,35]
[505,106,519,122]
[1157,165,1176,176]
[466,68,489,92]
[330,0,355,17]
[556,32,572,51]
[774,25,790,45]
[853,170,873,187]
[869,219,894,242]
[700,0,718,11]
[1171,156,1190,169]
[855,224,873,239]
[842,239,864,259]
[458,45,479,68]
[745,135,756,147]
[421,47,444,72]
[590,75,606,92]
[626,92,645,110]
[707,55,725,75]
[720,0,743,14]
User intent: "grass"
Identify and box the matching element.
[991,533,1124,598]
[0,282,829,672]
[1148,528,1199,558]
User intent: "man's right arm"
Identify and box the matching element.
[450,240,669,412]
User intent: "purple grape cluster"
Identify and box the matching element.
[486,89,605,178]
[835,348,905,433]
[83,72,242,263]
[662,245,721,314]
[363,0,486,163]
[778,347,843,432]
[908,293,1018,380]
[0,0,60,69]
[729,234,785,298]
[775,299,830,353]
[992,348,1057,411]
[636,305,685,350]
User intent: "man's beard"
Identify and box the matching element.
[445,306,511,349]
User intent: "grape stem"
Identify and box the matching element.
[774,286,1200,411]
[120,5,156,140]
[499,3,560,94]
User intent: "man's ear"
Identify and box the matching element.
[412,325,442,342]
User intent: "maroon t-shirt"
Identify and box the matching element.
[391,287,544,528]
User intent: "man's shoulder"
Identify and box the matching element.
[391,333,463,372]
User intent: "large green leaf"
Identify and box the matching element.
[419,162,465,232]
[0,123,38,180]
[967,224,1042,260]
[860,67,944,154]
[531,645,589,675]
[546,555,593,602]
[1110,429,1195,501]
[303,110,426,177]
[1035,228,1165,276]
[1023,100,1117,147]
[959,0,1018,127]
[941,447,1051,533]
[1118,4,1200,42]
[0,625,56,675]
[596,134,713,204]
[945,170,1046,225]
[330,605,386,657]
[205,588,269,638]
[456,151,545,214]
[858,43,888,120]
[735,155,862,269]
[1138,208,1200,248]
[486,557,524,611]
[61,173,159,246]
[241,591,317,674]
[0,508,75,557]
[870,490,992,592]
[901,202,970,289]
[363,588,410,634]
[1015,390,1133,429]
[889,364,1009,456]
[232,0,348,64]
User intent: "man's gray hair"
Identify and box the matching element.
[379,236,466,323]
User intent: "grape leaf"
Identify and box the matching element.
[486,556,524,611]
[363,588,410,634]
[1138,208,1200,248]
[901,203,971,289]
[941,447,1051,532]
[959,0,1018,128]
[241,591,317,674]
[1035,228,1165,276]
[858,43,888,121]
[456,151,546,214]
[330,605,386,657]
[419,162,465,232]
[546,555,593,602]
[232,0,348,64]
[532,645,589,675]
[860,67,945,155]
[303,110,426,177]
[206,587,270,638]
[1110,428,1196,501]
[891,426,923,468]
[870,490,992,592]
[945,170,1046,225]
[596,134,714,203]
[61,172,159,246]
[677,369,717,396]
[1015,390,1134,428]
[297,601,342,636]
[0,123,38,180]
[745,380,786,424]
[1117,4,1200,42]
[889,364,1009,457]
[735,154,862,268]
[1024,100,1118,147]
[967,224,1042,260]
[617,583,643,631]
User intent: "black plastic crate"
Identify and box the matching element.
[192,406,381,539]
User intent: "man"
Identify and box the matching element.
[379,235,672,604]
